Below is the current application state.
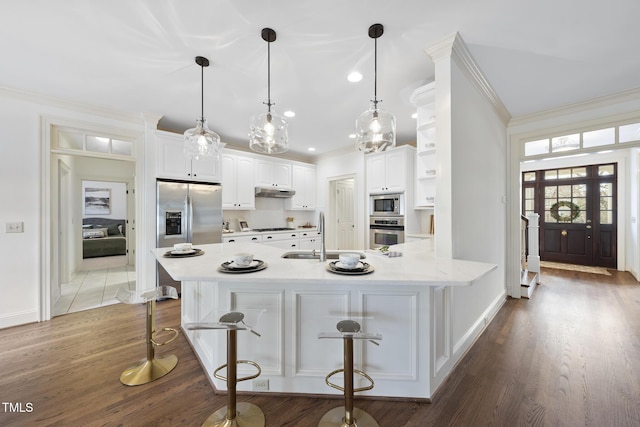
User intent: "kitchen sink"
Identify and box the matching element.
[281,251,366,260]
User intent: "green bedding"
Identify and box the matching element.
[83,235,126,258]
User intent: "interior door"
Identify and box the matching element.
[335,179,356,250]
[525,164,617,268]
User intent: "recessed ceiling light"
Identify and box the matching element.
[348,134,356,139]
[347,72,363,83]
[284,110,296,118]
[411,113,418,119]
[308,147,316,152]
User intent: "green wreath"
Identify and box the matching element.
[549,201,580,222]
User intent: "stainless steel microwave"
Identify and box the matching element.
[370,193,404,216]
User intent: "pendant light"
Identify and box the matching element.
[184,56,223,159]
[355,24,396,153]
[249,28,289,154]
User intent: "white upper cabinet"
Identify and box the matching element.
[156,130,221,182]
[365,145,415,194]
[285,164,316,210]
[221,153,255,210]
[255,159,292,188]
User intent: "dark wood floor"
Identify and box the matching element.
[1,268,639,426]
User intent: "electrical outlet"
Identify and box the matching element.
[6,222,23,233]
[252,379,269,391]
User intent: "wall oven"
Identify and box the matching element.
[370,193,404,217]
[369,216,405,249]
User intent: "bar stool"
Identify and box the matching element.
[186,310,265,427]
[116,286,180,386]
[318,319,382,427]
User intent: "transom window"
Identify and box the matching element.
[523,120,640,158]
[54,130,134,158]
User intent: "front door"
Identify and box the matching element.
[522,163,617,268]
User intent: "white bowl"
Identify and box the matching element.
[173,243,192,252]
[339,253,360,269]
[233,252,254,267]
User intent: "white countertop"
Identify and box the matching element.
[154,240,496,287]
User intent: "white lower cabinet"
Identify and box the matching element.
[262,232,300,249]
[299,230,321,250]
[222,235,261,243]
[181,280,432,398]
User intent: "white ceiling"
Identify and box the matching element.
[2,0,640,159]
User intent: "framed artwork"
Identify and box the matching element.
[84,187,111,215]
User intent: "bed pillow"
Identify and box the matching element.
[83,228,107,239]
[107,224,121,236]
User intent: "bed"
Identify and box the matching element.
[82,218,127,259]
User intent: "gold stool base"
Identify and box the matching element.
[318,406,379,427]
[119,354,178,386]
[202,402,265,427]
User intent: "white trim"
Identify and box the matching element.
[40,115,152,321]
[1,86,148,124]
[425,32,511,125]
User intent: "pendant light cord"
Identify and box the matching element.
[373,36,378,106]
[266,40,272,112]
[200,62,205,120]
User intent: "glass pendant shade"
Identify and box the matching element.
[355,102,396,153]
[249,110,288,154]
[184,56,223,160]
[250,27,289,154]
[355,23,395,153]
[184,118,222,159]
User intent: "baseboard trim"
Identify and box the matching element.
[0,309,40,330]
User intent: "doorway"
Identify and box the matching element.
[329,176,357,250]
[522,163,617,268]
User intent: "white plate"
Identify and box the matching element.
[335,261,363,270]
[171,249,196,255]
[228,260,260,269]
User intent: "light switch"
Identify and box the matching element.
[6,222,24,233]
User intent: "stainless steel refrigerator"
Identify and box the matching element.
[157,179,222,292]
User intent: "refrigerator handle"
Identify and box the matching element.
[186,194,193,243]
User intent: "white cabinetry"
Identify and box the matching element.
[262,231,300,249]
[156,130,221,182]
[255,159,292,188]
[222,234,261,243]
[285,164,316,210]
[221,153,255,210]
[299,230,321,250]
[365,145,415,194]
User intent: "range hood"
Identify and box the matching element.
[255,186,296,198]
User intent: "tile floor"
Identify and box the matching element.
[53,263,136,316]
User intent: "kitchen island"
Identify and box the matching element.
[154,240,501,400]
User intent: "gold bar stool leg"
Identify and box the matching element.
[319,320,381,427]
[118,286,179,386]
[202,312,265,427]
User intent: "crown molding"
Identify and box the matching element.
[426,32,511,125]
[0,85,156,126]
[508,86,640,129]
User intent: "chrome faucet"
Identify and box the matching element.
[318,211,326,262]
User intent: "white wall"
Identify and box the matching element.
[315,149,367,249]
[448,54,508,345]
[0,88,148,329]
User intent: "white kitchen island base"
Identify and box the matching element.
[157,241,501,400]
